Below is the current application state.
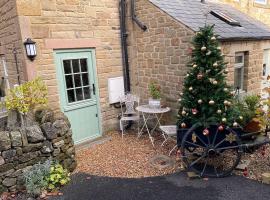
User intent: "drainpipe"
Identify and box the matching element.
[119,0,131,93]
[131,0,147,31]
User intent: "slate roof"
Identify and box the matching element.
[148,0,270,41]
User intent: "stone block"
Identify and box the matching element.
[31,25,50,39]
[41,141,53,153]
[18,151,39,163]
[17,0,42,16]
[262,173,270,184]
[0,131,11,151]
[53,120,70,136]
[2,177,16,187]
[2,150,16,160]
[53,140,65,148]
[10,131,22,147]
[41,122,58,140]
[0,156,5,166]
[22,143,43,153]
[0,163,14,174]
[25,125,45,143]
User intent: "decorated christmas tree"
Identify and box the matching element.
[178,25,241,130]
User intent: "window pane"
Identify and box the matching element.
[80,59,88,72]
[76,88,83,101]
[74,74,82,87]
[235,55,243,64]
[65,75,74,89]
[234,68,243,89]
[82,73,89,86]
[84,87,91,100]
[67,90,75,103]
[72,59,80,73]
[255,0,267,4]
[63,60,71,74]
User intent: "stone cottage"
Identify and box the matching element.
[0,0,270,145]
[127,0,270,117]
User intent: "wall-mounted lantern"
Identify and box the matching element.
[24,38,37,61]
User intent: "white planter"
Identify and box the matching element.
[149,98,161,108]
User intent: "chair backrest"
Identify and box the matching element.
[119,93,140,116]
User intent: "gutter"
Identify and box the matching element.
[131,0,147,31]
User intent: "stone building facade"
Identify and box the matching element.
[0,0,124,138]
[216,0,270,27]
[128,0,270,117]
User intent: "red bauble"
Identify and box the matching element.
[192,108,198,115]
[203,128,209,136]
[218,125,224,131]
[181,123,187,128]
[243,167,248,177]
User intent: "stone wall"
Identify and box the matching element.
[128,0,270,122]
[216,0,270,27]
[14,0,124,131]
[0,0,26,87]
[127,0,194,119]
[222,40,270,94]
[0,109,76,193]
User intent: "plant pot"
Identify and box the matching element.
[243,119,261,133]
[149,98,161,108]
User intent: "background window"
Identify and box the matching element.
[255,0,267,4]
[234,52,245,91]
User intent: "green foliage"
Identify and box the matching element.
[23,160,70,197]
[4,77,48,114]
[23,160,51,197]
[45,163,71,191]
[178,25,239,127]
[149,82,161,99]
[235,95,260,126]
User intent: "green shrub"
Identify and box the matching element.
[23,160,51,197]
[46,163,71,191]
[23,160,70,197]
[4,77,48,114]
[149,82,161,99]
[234,94,260,125]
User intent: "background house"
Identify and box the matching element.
[215,0,270,27]
[128,0,270,118]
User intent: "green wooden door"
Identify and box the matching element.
[54,49,101,144]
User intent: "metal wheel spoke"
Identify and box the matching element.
[190,152,207,167]
[201,158,208,177]
[193,132,208,147]
[185,141,206,149]
[211,128,219,146]
[214,138,226,148]
[216,146,240,151]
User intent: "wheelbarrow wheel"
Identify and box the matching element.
[181,125,243,178]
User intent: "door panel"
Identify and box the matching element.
[54,49,101,144]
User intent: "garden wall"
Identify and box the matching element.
[0,109,76,193]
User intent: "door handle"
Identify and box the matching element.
[92,83,96,95]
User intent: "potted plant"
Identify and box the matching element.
[148,82,161,108]
[234,94,261,132]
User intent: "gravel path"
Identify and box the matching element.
[75,131,181,178]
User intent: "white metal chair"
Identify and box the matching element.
[119,94,140,139]
[160,125,178,156]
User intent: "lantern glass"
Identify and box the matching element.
[24,38,37,61]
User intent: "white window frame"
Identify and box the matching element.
[254,0,267,5]
[234,52,245,91]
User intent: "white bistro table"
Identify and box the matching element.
[136,105,170,147]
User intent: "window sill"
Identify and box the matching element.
[253,2,270,9]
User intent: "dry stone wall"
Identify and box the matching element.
[0,109,76,193]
